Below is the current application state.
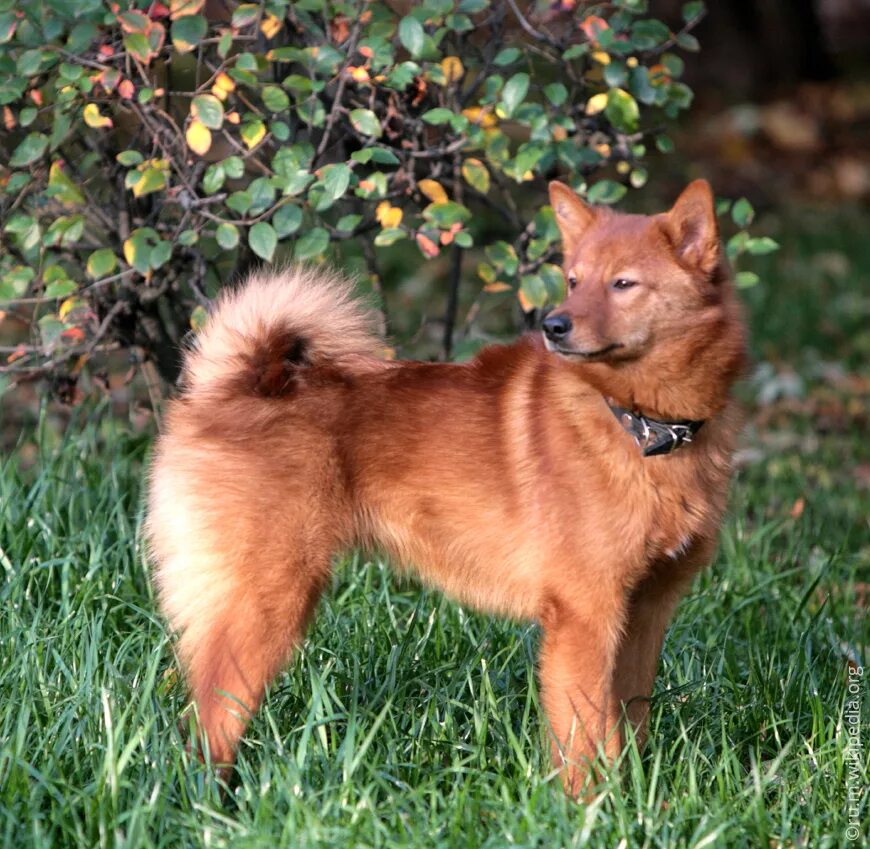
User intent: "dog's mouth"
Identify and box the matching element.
[545,340,624,360]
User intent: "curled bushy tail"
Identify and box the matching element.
[181,266,383,398]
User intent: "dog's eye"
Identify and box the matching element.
[611,278,638,291]
[567,275,577,291]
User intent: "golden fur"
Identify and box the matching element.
[147,180,747,795]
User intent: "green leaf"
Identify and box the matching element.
[262,85,290,113]
[746,236,779,256]
[336,214,362,233]
[605,88,639,133]
[226,191,253,214]
[10,133,48,168]
[178,229,198,246]
[676,32,700,51]
[17,49,45,77]
[731,198,754,227]
[586,180,627,205]
[374,228,406,247]
[150,240,172,270]
[132,167,166,198]
[544,83,568,107]
[215,222,239,250]
[273,204,302,237]
[48,162,85,205]
[520,274,548,308]
[0,266,34,299]
[171,14,207,53]
[630,19,670,50]
[499,73,529,118]
[349,108,382,138]
[224,156,245,179]
[86,248,118,279]
[398,16,425,57]
[461,158,490,194]
[493,47,520,66]
[423,201,471,229]
[422,108,454,125]
[240,119,267,149]
[320,163,352,204]
[351,148,400,165]
[190,305,208,331]
[44,278,77,299]
[117,150,144,167]
[537,263,565,304]
[249,222,277,262]
[682,1,705,21]
[203,164,225,194]
[248,176,276,215]
[192,95,224,129]
[232,3,259,29]
[735,270,759,288]
[38,315,65,347]
[294,227,329,260]
[604,61,628,88]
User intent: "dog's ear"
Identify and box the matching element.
[663,179,720,276]
[549,181,596,259]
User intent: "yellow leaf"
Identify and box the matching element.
[585,93,608,116]
[59,297,82,320]
[185,120,212,155]
[211,72,235,101]
[260,13,282,39]
[241,120,266,149]
[483,282,512,293]
[375,201,403,229]
[441,56,464,84]
[594,142,611,157]
[418,179,448,205]
[348,66,370,83]
[626,56,639,68]
[170,0,204,18]
[591,50,611,65]
[83,103,112,129]
[461,106,496,128]
[123,238,136,265]
[461,158,490,194]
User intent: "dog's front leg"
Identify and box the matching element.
[538,596,625,797]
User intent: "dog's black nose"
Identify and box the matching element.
[542,313,572,342]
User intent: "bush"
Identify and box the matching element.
[0,0,710,392]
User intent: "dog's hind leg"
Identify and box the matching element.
[148,461,336,765]
[182,553,330,765]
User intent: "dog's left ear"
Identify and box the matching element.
[663,179,719,276]
[549,181,596,259]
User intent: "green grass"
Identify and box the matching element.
[1,208,868,847]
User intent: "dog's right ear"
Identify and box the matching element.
[549,181,596,258]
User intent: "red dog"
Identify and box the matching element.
[147,180,746,794]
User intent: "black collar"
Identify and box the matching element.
[608,402,705,457]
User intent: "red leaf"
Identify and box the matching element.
[416,233,440,258]
[579,15,609,43]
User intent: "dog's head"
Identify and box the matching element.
[543,180,722,362]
